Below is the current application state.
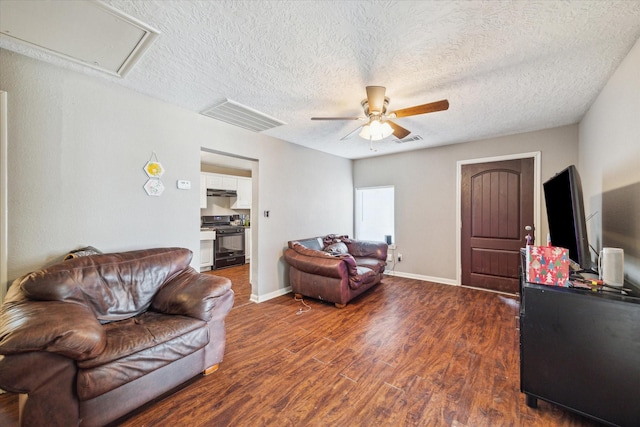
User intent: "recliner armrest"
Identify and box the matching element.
[0,352,79,426]
[0,286,105,360]
[152,268,233,322]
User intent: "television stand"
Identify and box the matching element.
[519,268,640,426]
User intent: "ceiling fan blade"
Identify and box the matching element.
[392,99,449,118]
[340,125,364,140]
[366,86,386,114]
[311,117,361,120]
[387,121,411,139]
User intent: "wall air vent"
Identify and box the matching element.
[201,99,286,133]
[393,135,423,143]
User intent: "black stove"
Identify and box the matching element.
[201,215,244,233]
[201,215,245,269]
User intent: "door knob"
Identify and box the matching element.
[525,225,535,246]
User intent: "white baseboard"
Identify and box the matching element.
[250,285,292,303]
[384,271,517,296]
[384,270,458,287]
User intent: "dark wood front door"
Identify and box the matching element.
[461,158,534,293]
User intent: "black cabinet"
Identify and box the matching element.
[519,275,640,426]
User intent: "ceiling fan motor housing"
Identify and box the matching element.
[361,97,390,117]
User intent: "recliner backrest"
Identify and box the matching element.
[19,248,192,323]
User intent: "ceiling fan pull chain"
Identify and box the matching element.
[369,136,377,152]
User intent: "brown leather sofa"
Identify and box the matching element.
[284,235,388,308]
[0,247,234,427]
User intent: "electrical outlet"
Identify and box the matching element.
[398,253,403,262]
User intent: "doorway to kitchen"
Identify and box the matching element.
[200,149,258,304]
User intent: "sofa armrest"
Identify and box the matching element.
[152,268,233,322]
[346,240,389,261]
[284,243,357,278]
[0,287,105,360]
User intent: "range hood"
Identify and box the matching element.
[207,188,237,197]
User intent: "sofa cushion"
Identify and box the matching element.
[355,257,387,274]
[20,248,192,323]
[349,266,379,290]
[76,311,208,400]
[346,240,387,260]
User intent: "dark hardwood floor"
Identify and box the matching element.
[0,263,603,426]
[204,264,253,308]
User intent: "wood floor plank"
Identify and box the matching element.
[0,264,606,426]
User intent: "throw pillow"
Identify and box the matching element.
[324,242,349,255]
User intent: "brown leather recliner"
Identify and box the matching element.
[284,235,388,308]
[0,247,234,427]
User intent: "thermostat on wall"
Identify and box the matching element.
[176,180,191,190]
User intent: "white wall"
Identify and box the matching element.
[354,125,578,283]
[579,36,640,287]
[0,49,353,299]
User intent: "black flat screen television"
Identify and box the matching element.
[543,165,593,272]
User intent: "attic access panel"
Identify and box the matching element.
[0,0,159,77]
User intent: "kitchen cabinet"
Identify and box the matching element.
[200,174,207,209]
[204,173,222,190]
[222,176,237,191]
[199,230,216,271]
[203,173,237,191]
[232,177,252,209]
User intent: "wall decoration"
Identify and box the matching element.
[144,152,164,177]
[143,152,165,196]
[144,178,164,196]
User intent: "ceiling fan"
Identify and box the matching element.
[311,86,449,142]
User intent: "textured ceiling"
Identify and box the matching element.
[2,1,640,159]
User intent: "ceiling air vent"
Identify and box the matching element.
[201,99,286,133]
[393,135,423,144]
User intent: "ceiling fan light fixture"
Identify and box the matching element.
[312,85,449,143]
[359,119,393,141]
